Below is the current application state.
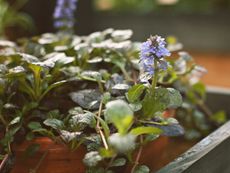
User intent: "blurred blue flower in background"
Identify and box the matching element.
[53,0,78,32]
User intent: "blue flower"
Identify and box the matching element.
[139,35,171,80]
[53,0,78,32]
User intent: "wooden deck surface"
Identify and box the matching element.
[192,53,230,88]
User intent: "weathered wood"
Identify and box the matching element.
[157,120,230,173]
[206,87,230,116]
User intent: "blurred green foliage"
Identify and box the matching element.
[0,0,33,38]
[94,0,230,14]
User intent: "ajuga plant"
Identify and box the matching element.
[0,28,226,172]
[0,0,226,172]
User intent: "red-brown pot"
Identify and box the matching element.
[8,110,176,173]
[124,136,169,173]
[10,137,169,173]
[10,138,86,173]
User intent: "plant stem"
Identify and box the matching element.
[131,135,144,173]
[121,66,132,82]
[96,100,109,150]
[197,100,213,118]
[97,81,104,93]
[0,114,12,154]
[0,114,7,126]
[30,150,48,173]
[5,127,12,154]
[105,156,116,171]
[151,59,158,94]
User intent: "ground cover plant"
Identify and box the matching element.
[0,0,226,172]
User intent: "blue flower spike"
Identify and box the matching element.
[53,0,78,32]
[139,35,171,81]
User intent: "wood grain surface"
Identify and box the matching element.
[193,53,230,88]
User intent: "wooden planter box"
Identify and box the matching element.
[157,87,230,173]
[0,87,229,173]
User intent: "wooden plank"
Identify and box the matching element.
[206,87,230,116]
[184,137,230,173]
[156,121,230,173]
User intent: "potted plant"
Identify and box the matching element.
[0,0,226,173]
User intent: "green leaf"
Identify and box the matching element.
[153,123,184,137]
[0,40,16,47]
[17,53,39,63]
[47,110,61,119]
[83,151,102,167]
[22,102,38,114]
[102,92,111,104]
[43,118,64,130]
[129,102,142,112]
[142,88,182,117]
[6,66,26,78]
[108,133,136,153]
[110,158,126,167]
[70,112,96,130]
[28,62,42,76]
[193,82,206,99]
[111,29,133,42]
[134,165,150,173]
[99,148,115,158]
[9,117,21,126]
[28,122,42,130]
[60,130,82,143]
[40,80,67,101]
[42,52,74,67]
[85,135,102,152]
[127,84,146,103]
[70,89,102,110]
[211,111,226,124]
[81,71,102,82]
[167,88,183,108]
[142,91,159,117]
[130,126,162,136]
[68,107,84,115]
[105,100,133,134]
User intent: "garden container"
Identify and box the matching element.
[6,137,169,173]
[10,138,86,173]
[0,88,229,173]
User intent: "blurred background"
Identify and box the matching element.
[1,0,230,87]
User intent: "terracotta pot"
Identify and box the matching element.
[10,137,169,173]
[125,136,169,173]
[10,138,86,173]
[8,110,177,173]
